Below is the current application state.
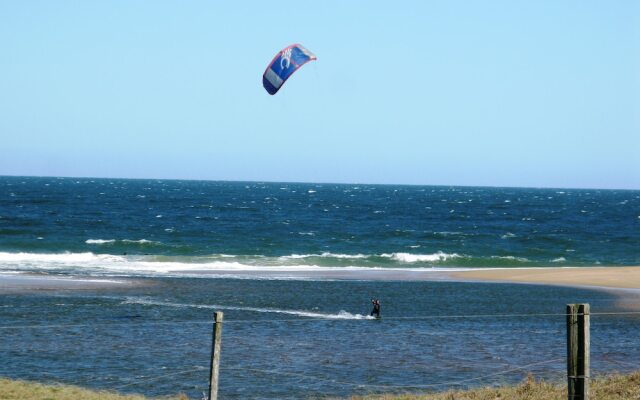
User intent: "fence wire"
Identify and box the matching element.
[1,309,638,398]
[0,310,639,330]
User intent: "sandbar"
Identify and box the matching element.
[451,266,640,290]
[176,268,456,281]
[0,273,143,294]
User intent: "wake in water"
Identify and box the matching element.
[121,297,375,320]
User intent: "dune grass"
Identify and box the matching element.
[2,373,640,399]
[0,378,188,400]
[346,372,640,400]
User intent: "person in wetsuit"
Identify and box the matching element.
[370,299,381,318]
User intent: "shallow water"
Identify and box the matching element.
[2,278,640,399]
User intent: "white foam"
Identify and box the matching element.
[434,231,463,236]
[86,239,161,245]
[381,252,460,263]
[0,252,117,263]
[552,257,567,263]
[86,239,116,244]
[122,239,158,245]
[0,251,473,277]
[281,253,368,260]
[490,255,530,262]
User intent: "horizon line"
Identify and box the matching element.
[1,174,637,192]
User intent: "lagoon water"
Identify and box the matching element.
[1,177,640,398]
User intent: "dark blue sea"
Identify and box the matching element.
[1,176,639,399]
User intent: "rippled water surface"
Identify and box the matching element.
[1,177,638,275]
[2,278,640,399]
[1,177,639,398]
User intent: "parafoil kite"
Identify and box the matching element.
[262,44,317,95]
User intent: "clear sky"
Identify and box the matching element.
[1,1,638,189]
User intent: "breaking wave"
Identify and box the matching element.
[381,252,461,263]
[0,250,557,278]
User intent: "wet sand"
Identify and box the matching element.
[177,268,457,281]
[451,266,640,289]
[0,273,144,294]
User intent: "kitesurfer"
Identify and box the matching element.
[370,299,381,318]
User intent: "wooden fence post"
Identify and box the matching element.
[208,311,223,400]
[567,304,590,400]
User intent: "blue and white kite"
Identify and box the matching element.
[262,44,317,95]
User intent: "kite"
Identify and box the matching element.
[262,44,317,95]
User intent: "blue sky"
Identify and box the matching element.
[1,1,638,189]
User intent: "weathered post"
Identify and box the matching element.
[208,311,223,400]
[567,304,590,400]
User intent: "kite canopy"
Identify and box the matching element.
[262,44,317,95]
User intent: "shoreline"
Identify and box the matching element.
[2,266,640,292]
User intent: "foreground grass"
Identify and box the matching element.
[2,373,640,400]
[347,372,640,400]
[0,378,188,400]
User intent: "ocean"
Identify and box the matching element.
[1,176,639,399]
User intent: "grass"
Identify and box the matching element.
[0,378,188,400]
[2,373,640,399]
[346,372,640,400]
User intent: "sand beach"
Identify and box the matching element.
[451,266,640,290]
[3,266,640,293]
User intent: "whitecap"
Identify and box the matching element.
[434,231,463,237]
[490,255,530,262]
[381,252,460,263]
[122,239,160,245]
[86,239,116,244]
[281,253,368,260]
[552,257,566,263]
